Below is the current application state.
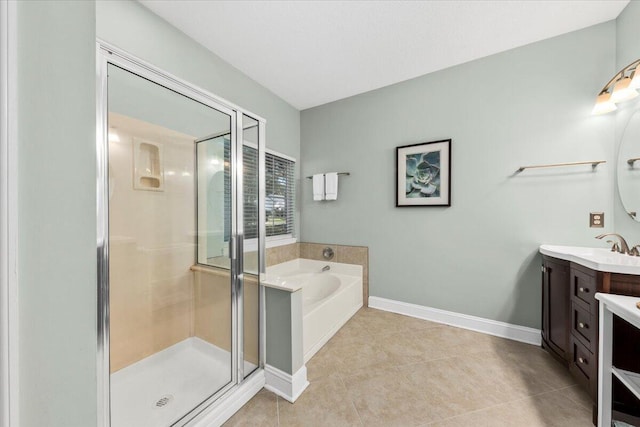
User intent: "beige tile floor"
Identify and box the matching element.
[224,308,592,427]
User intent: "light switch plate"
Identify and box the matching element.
[590,212,604,228]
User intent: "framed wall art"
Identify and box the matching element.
[396,139,451,207]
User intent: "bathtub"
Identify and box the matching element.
[265,258,363,362]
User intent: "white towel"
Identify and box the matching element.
[313,174,325,201]
[325,172,338,200]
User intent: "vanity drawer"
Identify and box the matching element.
[572,302,596,352]
[570,265,597,312]
[569,335,596,399]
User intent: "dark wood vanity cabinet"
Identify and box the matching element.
[567,263,601,400]
[541,255,640,423]
[541,256,570,364]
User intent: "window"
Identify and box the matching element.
[264,151,295,238]
[242,145,295,241]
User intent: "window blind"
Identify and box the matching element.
[243,144,259,239]
[264,150,295,237]
[230,144,294,240]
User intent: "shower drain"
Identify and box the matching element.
[154,395,173,408]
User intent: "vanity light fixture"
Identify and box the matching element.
[593,59,640,115]
[593,92,617,115]
[611,76,638,103]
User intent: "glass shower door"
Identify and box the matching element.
[107,63,235,427]
[241,114,261,379]
[196,114,263,382]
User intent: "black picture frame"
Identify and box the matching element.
[396,139,451,207]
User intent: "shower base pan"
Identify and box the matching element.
[110,337,256,427]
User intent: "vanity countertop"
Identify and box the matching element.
[540,244,640,275]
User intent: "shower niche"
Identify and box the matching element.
[133,138,164,191]
[98,47,266,427]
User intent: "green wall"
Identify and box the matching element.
[613,1,640,242]
[300,22,616,329]
[17,1,97,426]
[265,288,303,374]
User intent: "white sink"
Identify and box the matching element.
[540,244,640,275]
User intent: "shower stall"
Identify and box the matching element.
[96,43,266,426]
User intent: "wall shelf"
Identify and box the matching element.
[612,367,640,401]
[133,138,164,191]
[596,293,640,426]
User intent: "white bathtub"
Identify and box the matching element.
[265,259,363,362]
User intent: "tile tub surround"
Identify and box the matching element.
[266,243,301,266]
[224,308,591,427]
[299,242,369,307]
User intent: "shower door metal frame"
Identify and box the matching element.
[0,2,18,427]
[96,40,266,427]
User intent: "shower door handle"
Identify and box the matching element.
[229,236,236,261]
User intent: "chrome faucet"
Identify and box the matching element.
[321,265,330,273]
[595,233,631,255]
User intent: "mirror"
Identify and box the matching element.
[618,108,640,221]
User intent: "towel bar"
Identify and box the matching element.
[516,160,605,173]
[628,158,640,166]
[306,172,351,179]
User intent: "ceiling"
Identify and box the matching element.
[139,0,629,111]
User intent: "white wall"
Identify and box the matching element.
[300,22,616,329]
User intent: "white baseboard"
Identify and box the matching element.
[303,302,362,363]
[190,369,265,427]
[264,364,309,403]
[368,296,541,346]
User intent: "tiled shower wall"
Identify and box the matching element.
[267,242,369,307]
[109,118,196,373]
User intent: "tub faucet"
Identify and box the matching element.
[595,233,631,255]
[321,265,330,273]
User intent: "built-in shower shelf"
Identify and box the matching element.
[138,174,162,190]
[133,138,164,191]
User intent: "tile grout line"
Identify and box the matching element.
[422,396,530,424]
[275,394,280,426]
[532,376,578,393]
[350,400,365,426]
[337,373,365,426]
[553,384,592,411]
[394,347,580,425]
[423,386,583,425]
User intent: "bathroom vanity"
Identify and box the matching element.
[540,245,640,424]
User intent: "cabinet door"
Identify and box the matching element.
[542,258,570,362]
